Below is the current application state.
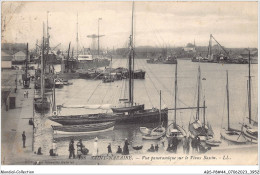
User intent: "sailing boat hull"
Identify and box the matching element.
[166,123,187,140]
[242,125,258,144]
[142,126,166,140]
[49,108,168,125]
[220,128,247,143]
[189,121,214,141]
[52,122,115,135]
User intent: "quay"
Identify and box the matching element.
[1,69,35,164]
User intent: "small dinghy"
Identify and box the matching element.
[142,125,166,140]
[132,145,143,150]
[140,127,151,135]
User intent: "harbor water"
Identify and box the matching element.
[33,58,258,156]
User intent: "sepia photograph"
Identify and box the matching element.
[1,0,259,173]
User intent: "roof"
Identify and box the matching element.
[1,51,13,61]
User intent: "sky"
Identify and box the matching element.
[1,1,258,51]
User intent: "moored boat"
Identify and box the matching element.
[49,108,168,125]
[220,71,247,143]
[52,121,115,135]
[142,125,166,140]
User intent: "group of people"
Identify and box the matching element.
[167,134,179,153]
[68,137,131,159]
[147,144,159,152]
[24,90,29,98]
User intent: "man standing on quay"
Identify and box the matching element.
[22,131,26,148]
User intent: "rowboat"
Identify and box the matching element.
[139,127,151,135]
[52,121,115,135]
[142,125,166,140]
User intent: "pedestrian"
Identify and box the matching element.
[116,146,122,154]
[77,139,83,159]
[172,134,179,153]
[37,147,43,155]
[183,136,190,154]
[155,144,159,152]
[24,91,26,98]
[26,90,29,98]
[122,138,129,155]
[52,139,57,156]
[22,131,26,148]
[92,137,99,156]
[107,143,112,156]
[191,136,197,153]
[68,139,75,159]
[147,144,155,152]
[196,136,201,152]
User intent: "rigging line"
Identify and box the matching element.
[190,72,198,122]
[141,77,154,108]
[87,81,103,102]
[138,59,167,106]
[101,83,112,104]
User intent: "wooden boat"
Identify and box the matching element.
[52,122,115,135]
[189,66,214,141]
[34,31,50,113]
[205,138,221,147]
[132,145,143,150]
[166,63,187,141]
[49,108,168,125]
[109,6,165,124]
[220,71,247,143]
[221,128,247,143]
[241,51,258,143]
[49,113,117,125]
[166,123,187,140]
[141,91,166,140]
[140,127,151,135]
[142,126,166,140]
[34,97,50,111]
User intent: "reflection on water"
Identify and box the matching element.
[33,59,258,156]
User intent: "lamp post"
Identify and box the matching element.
[98,18,102,55]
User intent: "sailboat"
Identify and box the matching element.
[166,63,187,140]
[188,66,214,141]
[142,91,166,140]
[34,23,50,112]
[110,2,168,124]
[220,70,247,143]
[241,50,258,143]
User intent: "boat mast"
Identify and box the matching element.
[196,66,201,120]
[248,50,251,124]
[226,70,230,130]
[129,2,134,106]
[159,90,162,124]
[46,11,50,72]
[76,13,79,59]
[203,98,206,128]
[25,43,29,87]
[41,22,45,101]
[174,62,177,126]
